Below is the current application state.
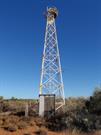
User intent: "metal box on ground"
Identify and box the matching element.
[39,94,55,117]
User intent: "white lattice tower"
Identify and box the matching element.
[40,7,65,111]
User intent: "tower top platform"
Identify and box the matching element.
[47,7,58,18]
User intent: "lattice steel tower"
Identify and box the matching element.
[39,7,65,113]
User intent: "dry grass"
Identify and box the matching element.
[58,130,101,135]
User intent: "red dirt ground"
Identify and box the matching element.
[0,127,63,135]
[0,127,101,135]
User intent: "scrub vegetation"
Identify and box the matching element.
[0,87,101,135]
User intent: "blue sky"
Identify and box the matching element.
[0,0,101,99]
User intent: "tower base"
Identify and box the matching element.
[39,94,55,117]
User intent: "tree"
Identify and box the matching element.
[0,96,4,100]
[11,96,17,100]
